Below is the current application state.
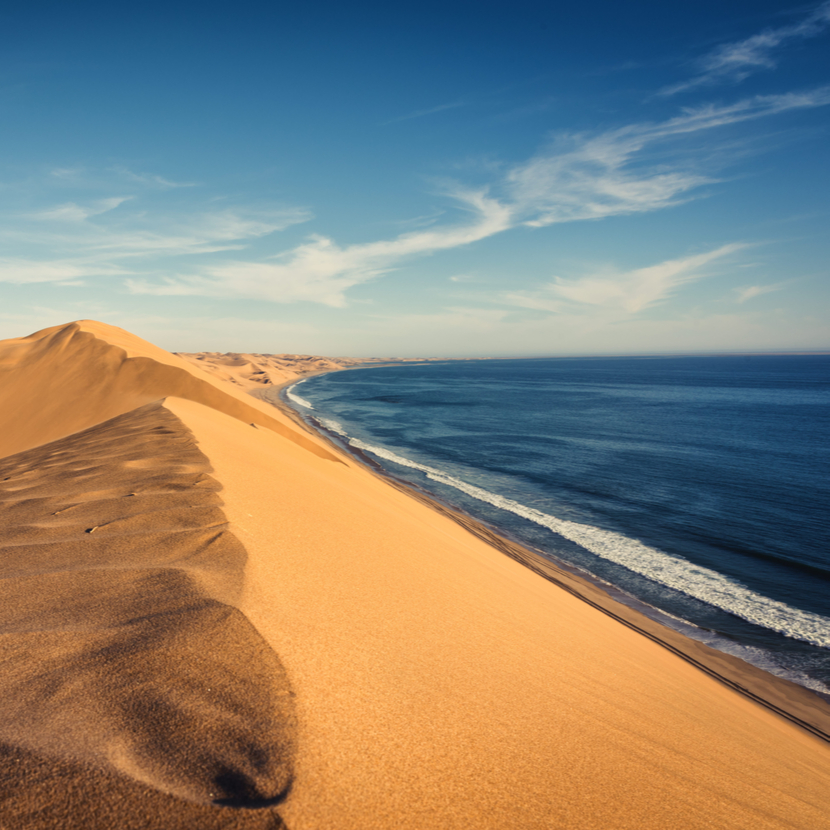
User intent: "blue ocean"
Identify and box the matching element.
[285,356,830,695]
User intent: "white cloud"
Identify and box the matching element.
[502,293,564,314]
[7,87,829,306]
[735,282,787,303]
[82,208,311,258]
[0,259,123,284]
[128,190,513,305]
[388,208,446,229]
[49,168,82,180]
[508,89,830,227]
[506,244,746,315]
[128,89,828,305]
[661,2,830,95]
[0,193,312,285]
[113,167,198,189]
[32,197,131,222]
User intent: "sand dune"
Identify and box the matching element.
[0,321,338,462]
[175,350,446,395]
[0,400,295,828]
[1,320,829,829]
[176,351,364,391]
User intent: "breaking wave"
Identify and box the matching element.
[286,381,314,410]
[348,437,830,650]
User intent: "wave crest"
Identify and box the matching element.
[350,438,830,651]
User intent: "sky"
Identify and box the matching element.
[0,0,828,356]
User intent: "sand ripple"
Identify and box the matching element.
[0,401,296,827]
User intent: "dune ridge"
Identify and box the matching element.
[1,319,829,829]
[0,400,296,828]
[174,350,450,402]
[176,352,368,390]
[0,321,319,827]
[0,321,339,462]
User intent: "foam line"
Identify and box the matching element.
[319,418,347,436]
[349,437,830,651]
[286,380,314,410]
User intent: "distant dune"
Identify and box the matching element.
[175,350,436,394]
[176,351,366,390]
[1,320,829,829]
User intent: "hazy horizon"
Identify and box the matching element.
[1,1,828,356]
[260,349,830,360]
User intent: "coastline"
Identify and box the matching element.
[271,370,830,743]
[4,323,830,829]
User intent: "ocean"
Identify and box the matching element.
[284,355,830,695]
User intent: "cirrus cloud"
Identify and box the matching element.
[127,190,513,306]
[505,244,747,315]
[3,87,829,309]
[127,89,829,305]
[660,2,830,96]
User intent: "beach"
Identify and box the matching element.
[1,320,829,829]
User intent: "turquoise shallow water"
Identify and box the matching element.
[285,355,830,695]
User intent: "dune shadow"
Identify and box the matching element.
[0,402,297,827]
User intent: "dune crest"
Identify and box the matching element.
[0,320,339,462]
[177,351,363,390]
[0,401,296,821]
[0,321,307,827]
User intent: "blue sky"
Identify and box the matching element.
[1,0,828,355]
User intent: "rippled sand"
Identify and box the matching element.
[0,320,828,829]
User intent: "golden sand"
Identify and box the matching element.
[1,320,828,829]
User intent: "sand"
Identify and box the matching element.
[175,351,362,391]
[174,350,440,395]
[1,320,829,829]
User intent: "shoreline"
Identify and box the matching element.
[5,321,830,828]
[269,371,830,743]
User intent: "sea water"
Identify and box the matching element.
[285,356,830,695]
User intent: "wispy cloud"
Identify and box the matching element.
[49,167,83,180]
[661,2,830,96]
[0,173,312,286]
[47,166,196,189]
[127,190,512,306]
[508,89,830,226]
[10,208,309,258]
[382,101,465,125]
[6,85,829,307]
[506,244,746,315]
[113,167,198,189]
[0,259,123,284]
[31,197,131,222]
[128,88,829,305]
[387,208,446,229]
[735,281,788,303]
